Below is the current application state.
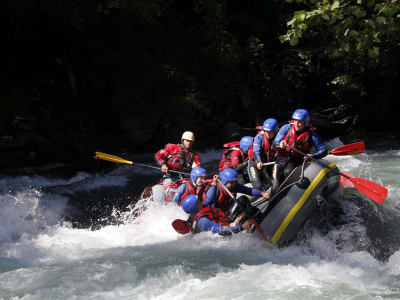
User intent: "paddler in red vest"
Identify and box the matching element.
[181,194,253,236]
[201,168,270,213]
[248,118,279,192]
[218,136,254,184]
[155,131,201,197]
[271,109,327,195]
[170,167,207,204]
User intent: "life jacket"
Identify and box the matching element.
[197,179,214,203]
[166,144,194,171]
[216,182,236,211]
[283,122,316,159]
[192,206,230,232]
[164,178,187,203]
[200,181,236,212]
[176,179,197,205]
[218,143,246,171]
[250,131,276,162]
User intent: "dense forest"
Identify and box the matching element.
[1,0,399,170]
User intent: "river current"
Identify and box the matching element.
[1,137,400,299]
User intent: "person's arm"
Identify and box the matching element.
[155,143,178,165]
[196,217,243,234]
[310,132,328,159]
[272,124,291,148]
[237,183,261,197]
[172,184,187,204]
[203,185,217,206]
[252,133,263,163]
[231,150,248,173]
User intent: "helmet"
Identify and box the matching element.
[262,118,279,134]
[292,109,310,126]
[240,136,253,151]
[190,167,207,183]
[181,131,195,142]
[219,168,238,185]
[181,194,199,214]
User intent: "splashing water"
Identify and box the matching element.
[1,140,400,299]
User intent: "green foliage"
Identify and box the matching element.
[280,0,400,61]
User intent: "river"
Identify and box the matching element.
[1,136,399,299]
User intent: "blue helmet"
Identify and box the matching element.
[181,194,199,214]
[219,168,238,185]
[262,118,279,134]
[240,136,253,151]
[190,167,207,183]
[292,109,310,126]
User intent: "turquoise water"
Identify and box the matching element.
[1,138,399,299]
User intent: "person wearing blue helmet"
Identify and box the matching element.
[200,168,270,213]
[180,194,253,235]
[247,118,279,192]
[168,167,207,205]
[271,109,327,194]
[218,136,254,184]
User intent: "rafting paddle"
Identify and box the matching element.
[95,152,190,176]
[285,145,388,203]
[329,142,365,156]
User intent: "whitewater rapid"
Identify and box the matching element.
[1,138,400,299]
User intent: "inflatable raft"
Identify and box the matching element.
[140,159,340,246]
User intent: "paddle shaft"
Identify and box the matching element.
[285,145,349,179]
[136,162,190,176]
[285,145,387,203]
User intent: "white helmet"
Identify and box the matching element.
[181,131,195,142]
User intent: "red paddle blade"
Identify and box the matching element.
[329,142,365,156]
[349,177,388,203]
[172,219,191,234]
[339,172,355,188]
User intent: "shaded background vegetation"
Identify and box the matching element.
[1,0,399,170]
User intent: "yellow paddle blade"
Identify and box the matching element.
[95,152,133,165]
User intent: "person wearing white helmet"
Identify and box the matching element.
[155,131,201,197]
[271,109,327,195]
[155,131,201,174]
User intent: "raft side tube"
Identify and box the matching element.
[253,160,340,246]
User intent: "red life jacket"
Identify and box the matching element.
[177,180,197,205]
[164,178,187,203]
[200,182,236,212]
[261,131,277,162]
[283,122,315,159]
[197,179,214,203]
[218,146,246,171]
[249,131,276,162]
[192,206,230,232]
[166,144,195,171]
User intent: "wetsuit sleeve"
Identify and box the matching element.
[196,217,242,234]
[172,183,187,204]
[237,184,261,197]
[310,132,328,159]
[273,124,291,148]
[252,133,263,163]
[203,185,217,206]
